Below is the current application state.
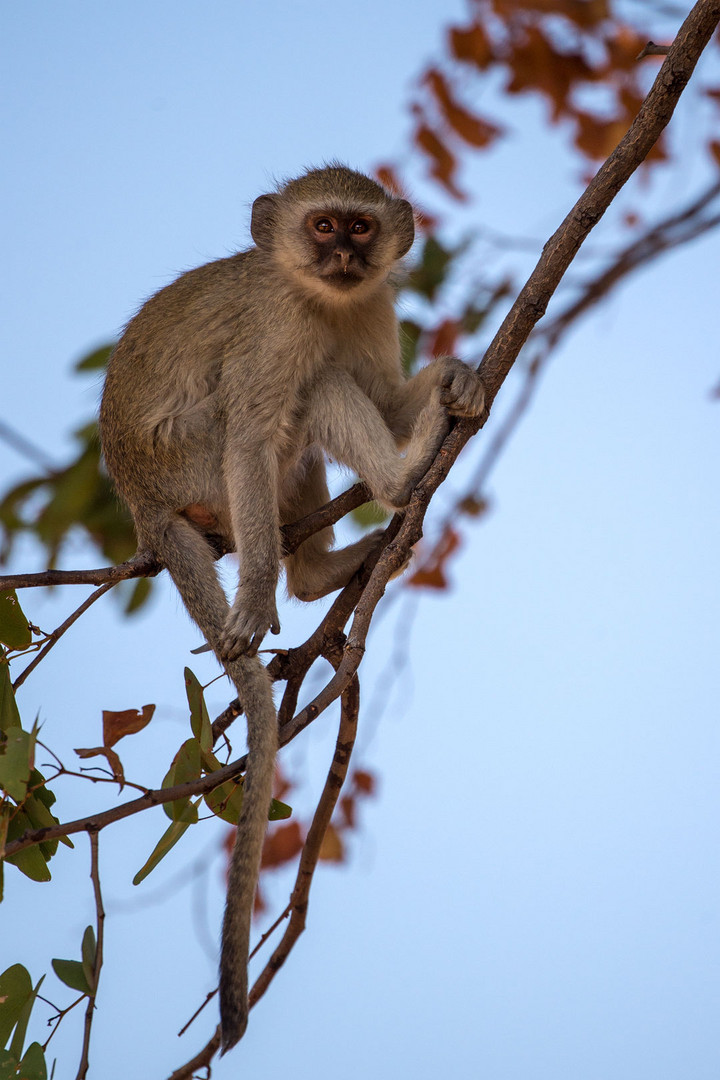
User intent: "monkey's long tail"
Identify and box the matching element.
[219,654,277,1052]
[152,518,277,1053]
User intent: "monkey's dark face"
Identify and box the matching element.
[304,212,379,290]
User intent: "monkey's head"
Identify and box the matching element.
[250,164,415,304]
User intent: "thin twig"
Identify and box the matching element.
[165,1030,220,1080]
[176,989,218,1039]
[75,830,105,1080]
[250,673,360,1007]
[637,41,671,59]
[13,581,115,691]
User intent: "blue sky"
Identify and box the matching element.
[2,4,719,1079]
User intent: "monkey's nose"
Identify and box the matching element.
[334,249,353,271]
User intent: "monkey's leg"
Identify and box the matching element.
[309,370,449,511]
[146,515,276,1051]
[220,440,282,659]
[281,449,383,601]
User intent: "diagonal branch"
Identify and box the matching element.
[277,0,720,741]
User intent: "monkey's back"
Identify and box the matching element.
[100,250,261,522]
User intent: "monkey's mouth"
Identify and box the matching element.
[321,271,365,289]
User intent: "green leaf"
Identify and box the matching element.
[0,964,33,1048]
[123,576,151,615]
[50,959,90,996]
[162,738,201,821]
[459,302,489,336]
[133,802,199,885]
[405,236,455,301]
[9,975,43,1064]
[74,343,114,373]
[0,663,21,731]
[204,778,244,825]
[350,501,389,529]
[184,669,212,752]
[0,727,33,803]
[0,593,31,652]
[17,1042,46,1080]
[269,798,292,821]
[22,787,72,857]
[81,927,96,992]
[0,1050,18,1079]
[4,812,52,883]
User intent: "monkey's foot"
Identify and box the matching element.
[218,599,281,660]
[439,358,486,418]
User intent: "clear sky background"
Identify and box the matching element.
[2,4,719,1079]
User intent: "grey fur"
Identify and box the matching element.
[99,164,485,1052]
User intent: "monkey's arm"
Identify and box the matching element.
[309,369,448,511]
[385,356,485,441]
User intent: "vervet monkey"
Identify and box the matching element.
[99,164,485,1050]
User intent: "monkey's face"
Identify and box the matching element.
[250,168,415,306]
[303,212,379,291]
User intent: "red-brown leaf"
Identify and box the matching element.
[74,745,125,789]
[413,119,466,201]
[353,769,376,796]
[408,527,462,590]
[448,22,494,68]
[260,821,304,869]
[339,794,356,830]
[102,704,155,747]
[426,68,503,150]
[318,824,344,863]
[428,319,461,359]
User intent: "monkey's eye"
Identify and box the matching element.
[314,219,334,234]
[350,219,371,234]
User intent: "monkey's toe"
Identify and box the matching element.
[440,373,485,417]
[219,603,281,661]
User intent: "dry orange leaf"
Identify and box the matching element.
[260,820,304,869]
[408,527,462,590]
[74,745,125,790]
[428,319,461,358]
[426,68,503,150]
[374,163,405,196]
[449,22,494,69]
[353,769,376,796]
[505,25,594,122]
[318,824,344,863]
[492,0,608,22]
[414,120,466,201]
[102,704,155,748]
[339,794,356,830]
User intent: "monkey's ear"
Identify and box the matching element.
[394,199,415,258]
[251,194,279,250]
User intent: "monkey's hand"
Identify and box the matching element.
[438,358,486,418]
[218,593,281,660]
